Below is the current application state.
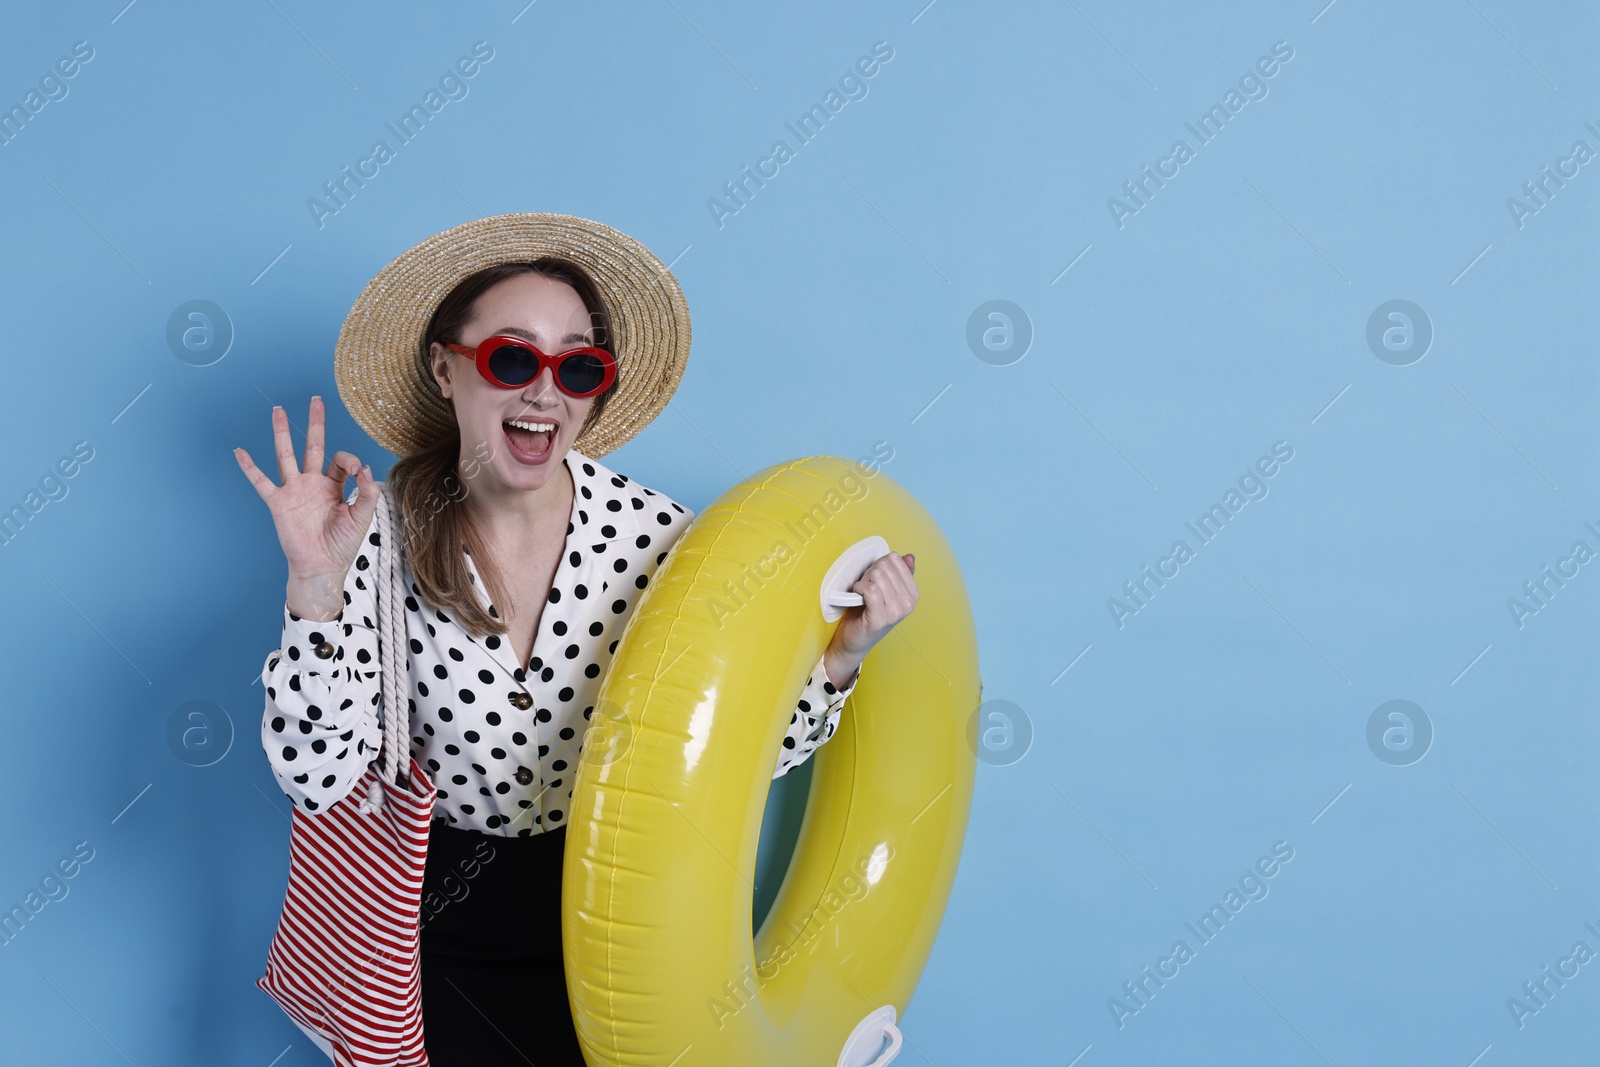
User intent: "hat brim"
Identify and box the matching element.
[335,212,690,460]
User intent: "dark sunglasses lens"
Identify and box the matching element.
[557,352,608,395]
[487,344,538,386]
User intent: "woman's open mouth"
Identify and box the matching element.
[503,417,557,464]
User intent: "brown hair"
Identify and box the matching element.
[386,258,617,639]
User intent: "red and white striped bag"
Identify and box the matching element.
[257,482,438,1065]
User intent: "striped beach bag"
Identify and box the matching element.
[257,482,438,1065]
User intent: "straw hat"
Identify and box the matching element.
[334,212,691,459]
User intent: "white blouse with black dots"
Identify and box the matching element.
[260,447,858,836]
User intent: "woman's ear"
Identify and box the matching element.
[428,342,454,400]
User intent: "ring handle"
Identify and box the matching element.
[820,536,892,622]
[837,1004,902,1066]
[872,1023,903,1064]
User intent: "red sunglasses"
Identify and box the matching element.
[444,334,617,398]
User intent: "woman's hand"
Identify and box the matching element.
[234,396,380,621]
[822,550,918,690]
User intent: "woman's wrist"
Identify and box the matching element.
[286,573,346,623]
[822,645,861,691]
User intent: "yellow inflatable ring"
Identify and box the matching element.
[562,455,980,1066]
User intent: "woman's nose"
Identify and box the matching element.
[521,365,558,401]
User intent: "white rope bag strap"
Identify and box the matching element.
[358,480,411,814]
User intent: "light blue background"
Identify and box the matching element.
[0,1,1595,1064]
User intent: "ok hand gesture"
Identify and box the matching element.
[233,396,379,620]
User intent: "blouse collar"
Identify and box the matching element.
[458,447,650,620]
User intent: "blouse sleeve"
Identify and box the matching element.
[259,510,385,814]
[771,651,859,780]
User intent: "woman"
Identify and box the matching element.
[234,213,919,1065]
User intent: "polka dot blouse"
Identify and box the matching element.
[260,448,859,835]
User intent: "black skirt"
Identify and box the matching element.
[419,819,586,1066]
